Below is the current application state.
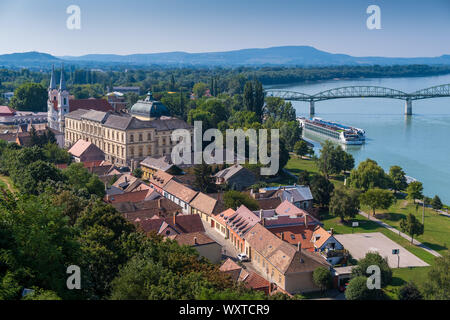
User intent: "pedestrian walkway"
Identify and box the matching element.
[358,211,442,258]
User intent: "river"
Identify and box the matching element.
[266,74,450,203]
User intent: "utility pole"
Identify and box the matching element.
[422,197,425,225]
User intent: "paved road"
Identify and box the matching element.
[201,220,258,273]
[358,211,442,258]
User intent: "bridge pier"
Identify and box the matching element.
[405,98,412,115]
[309,101,315,116]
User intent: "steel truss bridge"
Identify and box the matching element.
[265,84,450,115]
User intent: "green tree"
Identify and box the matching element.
[310,174,334,207]
[348,159,391,191]
[431,195,443,210]
[389,165,407,193]
[313,267,332,292]
[243,81,254,112]
[297,170,311,186]
[359,188,395,218]
[224,190,259,210]
[193,82,208,98]
[400,213,424,244]
[406,181,423,203]
[422,252,450,300]
[43,143,72,164]
[16,160,64,195]
[193,162,216,193]
[345,276,385,300]
[294,140,313,157]
[132,167,143,178]
[9,82,47,112]
[352,252,392,288]
[315,141,354,179]
[86,175,106,198]
[329,187,360,222]
[398,282,423,300]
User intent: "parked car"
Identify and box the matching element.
[237,253,249,262]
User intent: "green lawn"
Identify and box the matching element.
[362,199,450,256]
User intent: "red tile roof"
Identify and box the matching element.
[171,231,216,246]
[105,189,153,204]
[268,226,315,252]
[138,214,205,235]
[243,271,270,290]
[0,106,16,116]
[69,99,114,112]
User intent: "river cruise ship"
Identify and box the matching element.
[298,117,366,145]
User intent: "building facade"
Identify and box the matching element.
[64,94,192,168]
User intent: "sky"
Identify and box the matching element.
[0,0,449,57]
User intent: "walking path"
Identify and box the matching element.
[358,211,442,258]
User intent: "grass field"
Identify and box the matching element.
[362,199,450,255]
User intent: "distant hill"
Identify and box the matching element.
[0,52,60,68]
[2,46,450,68]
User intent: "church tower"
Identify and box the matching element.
[47,64,70,132]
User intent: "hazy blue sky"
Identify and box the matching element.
[1,0,449,57]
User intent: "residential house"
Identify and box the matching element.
[311,227,345,265]
[171,231,222,263]
[220,258,270,294]
[138,214,205,237]
[244,223,330,294]
[224,205,261,254]
[253,184,314,210]
[214,164,256,191]
[115,198,183,222]
[211,208,236,239]
[68,139,105,163]
[104,189,158,204]
[189,192,224,224]
[149,170,174,194]
[162,180,198,214]
[140,154,177,180]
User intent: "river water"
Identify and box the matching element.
[266,74,450,203]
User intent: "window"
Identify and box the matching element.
[130,134,134,142]
[139,133,143,142]
[147,132,151,140]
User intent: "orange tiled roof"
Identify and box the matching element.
[163,180,198,203]
[312,226,332,248]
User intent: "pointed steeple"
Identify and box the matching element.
[49,65,56,90]
[59,64,66,91]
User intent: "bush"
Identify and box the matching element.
[313,267,332,291]
[398,282,423,300]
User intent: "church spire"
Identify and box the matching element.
[49,65,56,90]
[59,64,67,91]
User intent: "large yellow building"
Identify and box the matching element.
[64,94,192,168]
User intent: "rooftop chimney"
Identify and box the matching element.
[304,213,308,226]
[173,213,176,226]
[280,232,284,241]
[194,237,198,245]
[259,209,263,221]
[297,241,301,252]
[330,228,334,236]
